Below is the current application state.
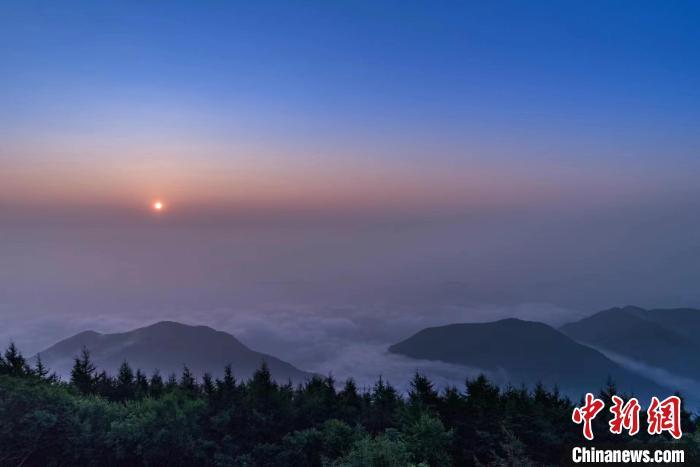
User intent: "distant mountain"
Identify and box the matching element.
[33,321,313,383]
[389,318,669,398]
[560,306,700,380]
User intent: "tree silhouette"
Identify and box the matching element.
[0,342,697,466]
[115,361,135,401]
[149,370,164,397]
[70,346,96,394]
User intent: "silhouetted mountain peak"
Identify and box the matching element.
[560,306,700,381]
[34,321,312,383]
[390,317,668,399]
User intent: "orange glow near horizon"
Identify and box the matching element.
[153,200,164,211]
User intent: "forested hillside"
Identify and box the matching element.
[1,344,698,466]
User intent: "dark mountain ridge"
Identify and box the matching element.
[560,305,700,380]
[389,318,671,399]
[33,321,313,383]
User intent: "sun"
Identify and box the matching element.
[152,201,164,211]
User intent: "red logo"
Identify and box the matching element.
[572,393,605,440]
[572,394,682,440]
[647,396,682,439]
[609,395,640,436]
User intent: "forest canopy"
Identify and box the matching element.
[0,343,698,466]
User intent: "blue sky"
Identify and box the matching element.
[2,0,699,210]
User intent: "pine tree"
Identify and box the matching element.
[33,353,57,382]
[149,370,164,397]
[245,361,283,426]
[117,361,134,385]
[34,354,49,379]
[70,347,96,395]
[408,372,440,414]
[219,364,237,392]
[165,372,178,391]
[214,364,239,406]
[338,378,363,424]
[369,377,400,433]
[135,369,149,398]
[439,385,465,429]
[2,343,29,376]
[248,361,277,408]
[180,365,197,394]
[115,361,135,401]
[202,372,215,397]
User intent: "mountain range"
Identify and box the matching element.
[560,306,700,380]
[389,317,668,399]
[33,321,313,383]
[30,306,700,404]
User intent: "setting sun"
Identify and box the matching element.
[153,201,164,211]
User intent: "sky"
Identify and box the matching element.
[1,1,700,383]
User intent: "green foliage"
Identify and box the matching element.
[0,344,696,466]
[333,429,414,467]
[402,414,452,466]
